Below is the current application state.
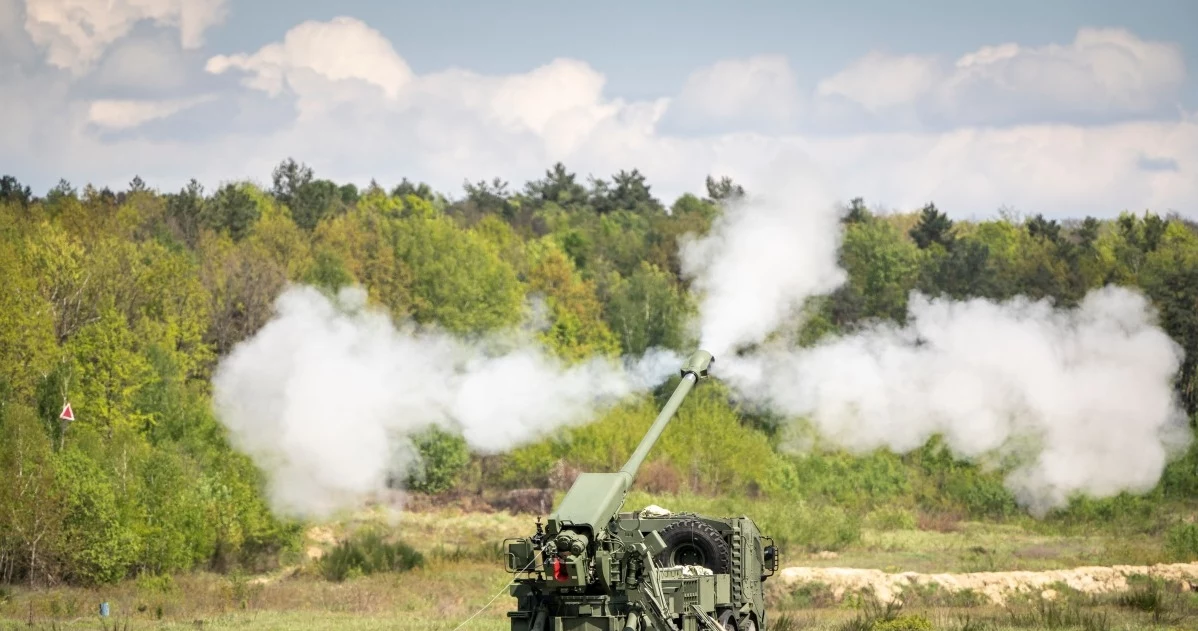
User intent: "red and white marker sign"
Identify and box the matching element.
[59,402,74,421]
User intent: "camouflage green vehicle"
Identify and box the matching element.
[503,350,780,631]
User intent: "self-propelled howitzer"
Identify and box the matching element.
[503,350,780,631]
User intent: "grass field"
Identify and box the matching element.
[3,504,1197,631]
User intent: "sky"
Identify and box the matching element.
[2,0,1196,219]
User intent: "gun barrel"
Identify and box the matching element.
[619,350,713,479]
[544,350,713,538]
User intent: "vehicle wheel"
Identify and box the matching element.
[654,518,731,574]
[740,617,757,631]
[717,610,738,631]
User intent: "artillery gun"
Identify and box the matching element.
[503,350,780,631]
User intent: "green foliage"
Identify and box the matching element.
[909,203,954,250]
[623,491,861,552]
[1164,522,1198,561]
[835,218,923,322]
[500,382,780,495]
[53,447,138,585]
[864,506,918,531]
[772,449,912,511]
[0,239,56,400]
[65,307,157,436]
[404,427,471,494]
[908,440,1019,519]
[873,615,934,631]
[526,239,621,360]
[320,530,424,582]
[602,261,693,355]
[3,166,1198,588]
[271,158,347,231]
[394,208,524,334]
[203,182,260,240]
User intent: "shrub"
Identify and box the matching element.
[773,448,911,509]
[321,530,424,582]
[1165,522,1198,561]
[405,426,470,494]
[864,506,918,531]
[874,615,933,631]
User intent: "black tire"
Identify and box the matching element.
[654,518,731,574]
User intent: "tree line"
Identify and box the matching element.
[1,159,1196,587]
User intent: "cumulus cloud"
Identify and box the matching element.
[91,33,189,92]
[0,12,1194,219]
[817,51,940,114]
[206,16,413,102]
[818,28,1187,126]
[665,55,803,133]
[87,95,214,130]
[24,0,228,74]
[0,0,35,64]
[204,17,649,157]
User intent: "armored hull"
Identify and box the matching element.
[502,351,779,631]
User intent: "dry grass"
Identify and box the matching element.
[795,521,1168,574]
[1,508,1193,631]
[2,563,516,631]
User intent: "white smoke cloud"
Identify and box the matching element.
[210,284,679,518]
[718,287,1191,515]
[679,165,848,357]
[680,175,1193,514]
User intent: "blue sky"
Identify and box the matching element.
[1,0,1196,218]
[207,0,1198,103]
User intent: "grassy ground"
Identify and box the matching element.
[805,523,1169,574]
[2,505,1196,630]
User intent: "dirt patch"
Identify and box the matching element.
[306,526,337,546]
[303,526,338,560]
[777,562,1198,605]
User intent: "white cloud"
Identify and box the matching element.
[667,55,803,131]
[206,17,412,101]
[817,52,939,113]
[87,95,213,129]
[0,0,35,64]
[818,28,1187,125]
[24,0,227,74]
[1,14,1194,220]
[92,33,189,91]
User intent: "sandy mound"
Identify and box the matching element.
[778,562,1198,605]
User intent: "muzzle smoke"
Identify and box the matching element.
[211,285,680,518]
[679,172,846,358]
[211,169,1190,519]
[680,182,1192,515]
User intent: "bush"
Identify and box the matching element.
[907,440,1017,519]
[773,448,911,510]
[1049,492,1166,534]
[1165,522,1198,561]
[874,615,933,631]
[321,529,424,582]
[405,427,470,494]
[864,506,918,531]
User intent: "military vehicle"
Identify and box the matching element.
[503,350,780,631]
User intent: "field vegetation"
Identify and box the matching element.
[1,163,1197,629]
